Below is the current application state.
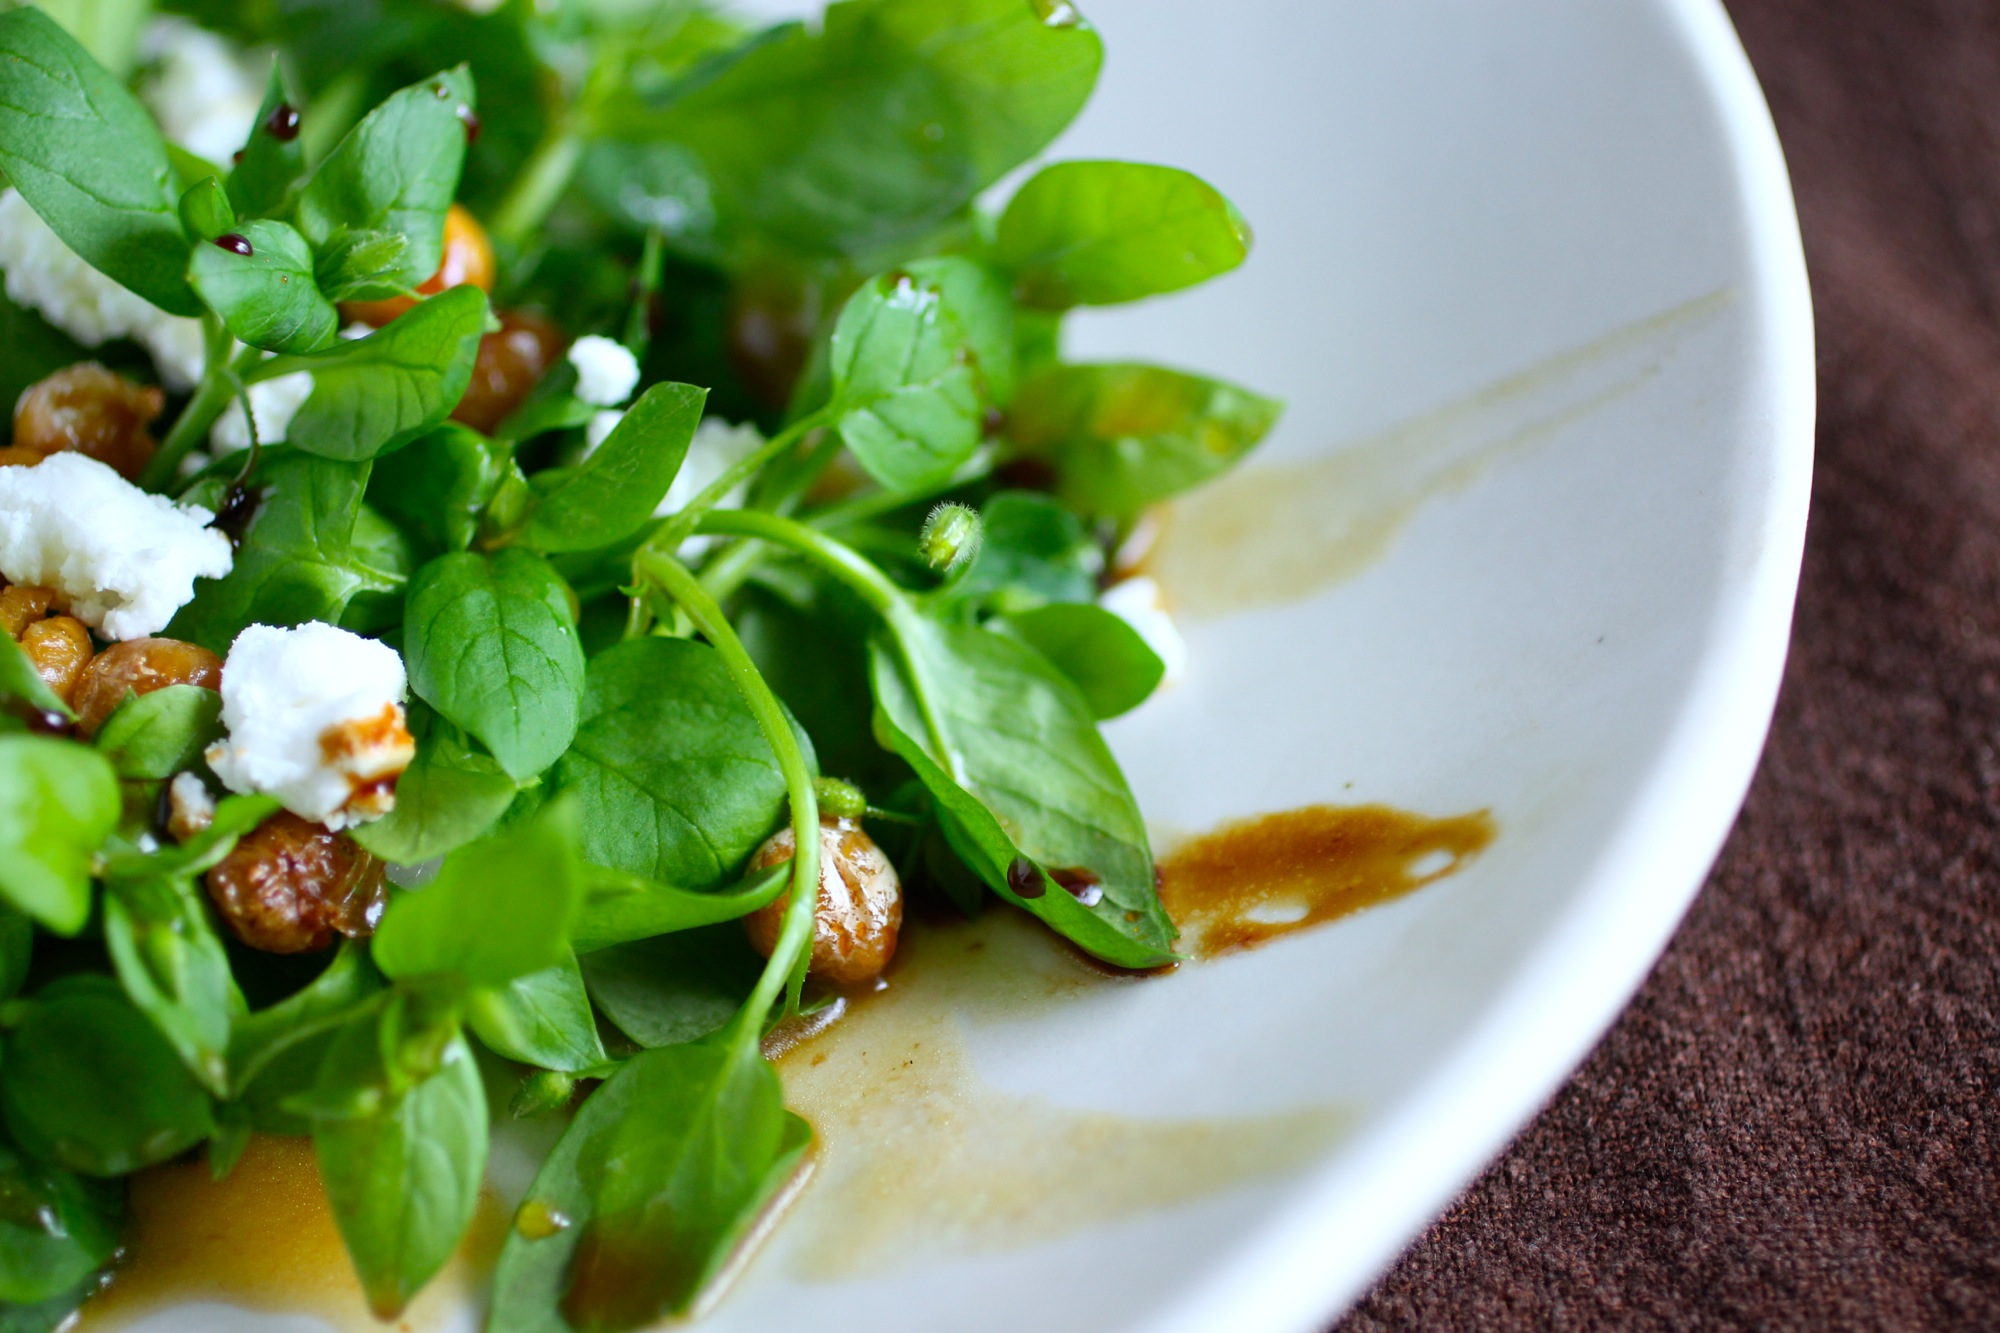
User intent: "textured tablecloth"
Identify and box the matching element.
[1338,2,2000,1326]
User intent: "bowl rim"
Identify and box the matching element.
[1143,2,1817,1329]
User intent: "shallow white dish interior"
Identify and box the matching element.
[128,0,1813,1330]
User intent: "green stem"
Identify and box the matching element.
[805,449,999,531]
[694,510,902,615]
[690,511,960,781]
[636,552,820,1033]
[143,323,246,491]
[623,229,665,355]
[491,117,585,250]
[648,409,832,552]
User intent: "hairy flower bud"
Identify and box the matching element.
[919,502,982,574]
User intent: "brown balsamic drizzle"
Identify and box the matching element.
[1158,804,1496,958]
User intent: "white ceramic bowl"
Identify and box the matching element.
[122,0,1812,1330]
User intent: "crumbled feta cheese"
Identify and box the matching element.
[206,623,416,830]
[167,770,216,842]
[585,409,625,452]
[0,191,206,391]
[653,418,766,555]
[0,453,233,640]
[567,335,640,407]
[138,19,263,165]
[340,323,373,342]
[1099,575,1188,685]
[211,372,315,453]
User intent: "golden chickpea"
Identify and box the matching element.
[743,817,903,988]
[450,308,566,434]
[12,363,164,480]
[340,204,497,328]
[0,446,43,468]
[0,584,54,640]
[205,812,387,954]
[18,615,93,706]
[70,637,224,738]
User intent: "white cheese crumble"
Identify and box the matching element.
[585,409,624,451]
[138,19,263,166]
[167,770,217,841]
[211,371,316,453]
[0,453,233,640]
[206,622,416,830]
[653,418,765,555]
[0,191,206,391]
[1098,575,1188,686]
[567,335,640,407]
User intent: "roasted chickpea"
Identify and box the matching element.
[0,583,54,639]
[0,446,42,468]
[70,637,224,738]
[205,812,388,954]
[450,309,566,434]
[12,363,165,480]
[340,204,496,328]
[743,817,903,988]
[18,615,93,705]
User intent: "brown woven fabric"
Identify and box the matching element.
[1338,2,2000,1327]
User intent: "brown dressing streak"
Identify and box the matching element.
[1161,804,1497,957]
[80,1135,509,1332]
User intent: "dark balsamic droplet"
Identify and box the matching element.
[231,149,245,165]
[1006,856,1046,899]
[458,105,481,144]
[1051,867,1103,907]
[214,233,253,257]
[264,101,300,141]
[214,483,265,546]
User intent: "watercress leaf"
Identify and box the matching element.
[227,940,384,1097]
[92,684,223,781]
[0,635,73,724]
[350,711,517,865]
[0,1279,105,1333]
[295,66,477,300]
[177,176,234,243]
[520,382,705,555]
[372,798,583,990]
[994,160,1251,309]
[102,875,242,1097]
[1000,602,1164,719]
[366,423,510,554]
[0,1132,121,1305]
[0,975,216,1176]
[948,489,1100,608]
[311,1026,487,1319]
[97,793,276,885]
[0,9,198,315]
[828,257,1013,493]
[580,926,762,1049]
[314,229,414,304]
[571,861,788,955]
[255,286,490,462]
[630,0,1101,260]
[404,549,584,781]
[466,951,609,1074]
[0,736,116,934]
[227,63,306,220]
[488,1035,810,1333]
[168,449,399,652]
[188,217,338,354]
[1004,363,1282,520]
[552,637,812,889]
[868,609,1176,967]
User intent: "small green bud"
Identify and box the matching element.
[920,502,982,574]
[813,776,869,821]
[178,176,235,243]
[510,1070,577,1119]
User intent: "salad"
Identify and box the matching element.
[0,0,1279,1328]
